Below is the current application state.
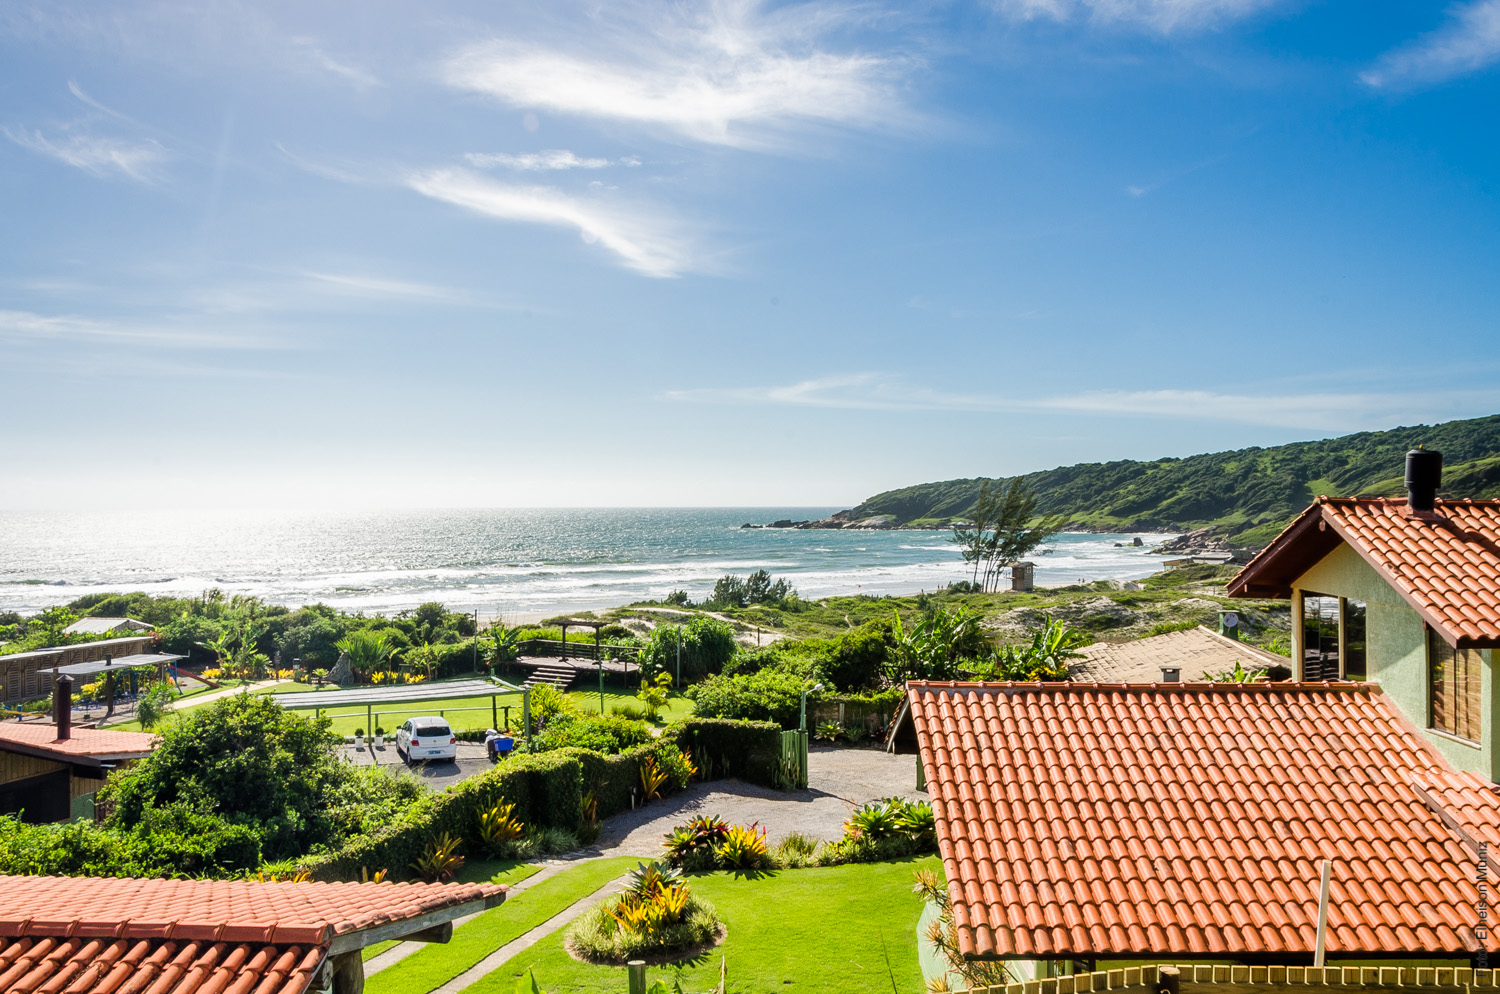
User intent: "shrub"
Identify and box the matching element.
[527,683,578,729]
[566,860,720,963]
[102,694,358,863]
[667,719,782,787]
[476,800,525,857]
[532,714,651,755]
[715,823,769,869]
[638,617,737,682]
[133,681,176,730]
[685,670,808,728]
[637,672,673,720]
[815,720,845,742]
[411,832,465,882]
[815,798,938,866]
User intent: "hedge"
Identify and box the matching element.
[305,750,583,880]
[307,718,791,881]
[665,718,782,788]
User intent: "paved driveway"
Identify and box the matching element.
[349,741,927,851]
[595,744,927,856]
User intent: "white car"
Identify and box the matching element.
[396,717,458,764]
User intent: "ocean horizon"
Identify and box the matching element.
[0,507,1178,621]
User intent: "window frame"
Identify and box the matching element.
[1428,627,1482,743]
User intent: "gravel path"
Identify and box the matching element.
[594,744,926,857]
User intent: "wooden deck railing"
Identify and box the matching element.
[517,639,642,662]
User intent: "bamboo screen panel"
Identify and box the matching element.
[1429,628,1482,741]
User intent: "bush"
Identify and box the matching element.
[102,694,357,863]
[666,718,783,787]
[686,669,807,728]
[638,617,737,682]
[532,714,651,755]
[565,860,720,963]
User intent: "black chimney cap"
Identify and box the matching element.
[1405,448,1443,513]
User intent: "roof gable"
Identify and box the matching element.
[908,680,1485,960]
[1228,497,1500,647]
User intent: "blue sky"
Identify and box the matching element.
[2,0,1498,510]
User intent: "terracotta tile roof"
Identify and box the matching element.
[1070,627,1287,684]
[0,722,158,761]
[1408,770,1500,851]
[0,875,505,946]
[0,875,506,994]
[908,680,1488,960]
[0,935,322,994]
[1229,497,1500,647]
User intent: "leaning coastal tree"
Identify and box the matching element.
[950,476,1063,592]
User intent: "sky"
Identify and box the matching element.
[2,0,1498,510]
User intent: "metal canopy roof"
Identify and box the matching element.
[49,653,186,677]
[270,678,522,710]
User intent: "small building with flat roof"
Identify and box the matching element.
[0,632,155,704]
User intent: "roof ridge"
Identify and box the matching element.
[907,679,1373,693]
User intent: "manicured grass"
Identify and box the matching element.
[366,856,640,994]
[563,689,694,724]
[460,859,546,887]
[462,857,939,994]
[363,861,547,961]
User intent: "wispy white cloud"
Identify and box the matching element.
[406,168,689,277]
[301,271,484,304]
[993,0,1282,33]
[291,37,381,88]
[3,126,168,182]
[1362,0,1500,88]
[465,150,617,171]
[664,373,1500,431]
[0,309,275,349]
[442,0,910,148]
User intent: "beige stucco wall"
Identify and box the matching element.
[1295,543,1495,779]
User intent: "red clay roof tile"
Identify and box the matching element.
[1229,497,1500,647]
[0,722,158,760]
[909,680,1489,960]
[0,875,504,994]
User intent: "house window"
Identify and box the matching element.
[1430,629,1482,742]
[1302,593,1341,681]
[1343,599,1367,681]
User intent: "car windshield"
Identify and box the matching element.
[416,726,449,738]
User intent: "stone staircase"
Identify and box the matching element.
[522,662,577,691]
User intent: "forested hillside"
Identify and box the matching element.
[848,414,1500,545]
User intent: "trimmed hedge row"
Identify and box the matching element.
[307,718,787,881]
[666,718,782,788]
[306,749,584,880]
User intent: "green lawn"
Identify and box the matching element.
[108,679,692,736]
[366,856,640,994]
[363,860,545,961]
[563,689,694,724]
[462,857,939,994]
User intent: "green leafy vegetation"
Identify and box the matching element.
[467,857,939,994]
[845,412,1500,542]
[365,856,641,994]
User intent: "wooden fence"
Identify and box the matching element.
[517,639,642,662]
[780,729,808,789]
[960,965,1499,994]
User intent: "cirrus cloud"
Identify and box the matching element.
[442,0,911,149]
[406,168,690,277]
[1362,0,1500,88]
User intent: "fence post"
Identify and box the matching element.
[628,960,647,994]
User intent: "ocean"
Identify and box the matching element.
[0,508,1175,620]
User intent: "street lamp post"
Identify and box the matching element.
[800,682,823,732]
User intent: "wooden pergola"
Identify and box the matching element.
[553,618,607,662]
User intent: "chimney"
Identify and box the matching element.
[54,674,72,741]
[1160,666,1181,683]
[1405,448,1443,513]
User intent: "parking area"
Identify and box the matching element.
[341,740,497,785]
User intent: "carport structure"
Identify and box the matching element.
[270,678,533,741]
[49,651,187,717]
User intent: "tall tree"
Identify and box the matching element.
[951,476,1064,591]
